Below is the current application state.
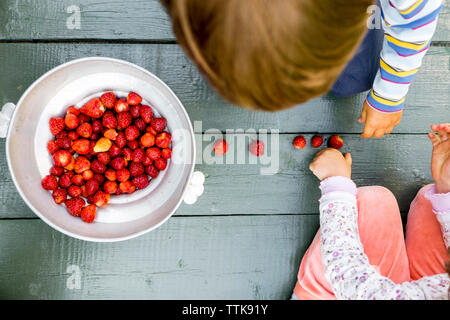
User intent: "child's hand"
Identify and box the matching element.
[309,148,352,181]
[359,101,402,139]
[428,123,450,194]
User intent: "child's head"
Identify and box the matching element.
[163,0,374,111]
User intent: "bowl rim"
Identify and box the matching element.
[5,57,196,242]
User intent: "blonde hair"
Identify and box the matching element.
[163,0,374,111]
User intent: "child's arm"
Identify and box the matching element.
[361,0,443,139]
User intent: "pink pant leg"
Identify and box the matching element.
[294,186,411,300]
[405,185,447,280]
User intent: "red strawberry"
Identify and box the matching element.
[80,185,88,198]
[56,136,72,150]
[82,169,94,181]
[58,172,73,189]
[76,123,92,138]
[105,169,117,181]
[102,111,117,129]
[49,117,65,136]
[114,98,129,113]
[140,133,155,148]
[145,164,159,179]
[132,175,149,189]
[78,114,90,125]
[130,105,140,118]
[47,140,59,155]
[104,129,118,141]
[117,111,132,129]
[109,144,122,158]
[97,152,111,165]
[134,118,147,132]
[311,135,323,148]
[91,159,106,174]
[66,106,80,116]
[125,126,140,141]
[146,126,158,136]
[328,135,344,149]
[49,165,64,177]
[161,148,172,160]
[293,136,306,149]
[132,148,146,163]
[81,204,97,223]
[146,147,161,161]
[213,139,228,155]
[65,197,85,217]
[110,157,126,170]
[93,174,105,185]
[92,120,103,133]
[56,131,68,139]
[74,156,91,174]
[93,191,110,207]
[139,105,153,123]
[86,178,100,196]
[116,168,130,182]
[119,181,136,194]
[100,92,117,109]
[81,98,106,118]
[42,175,58,191]
[68,185,82,198]
[155,132,172,149]
[127,92,143,106]
[142,156,153,166]
[115,132,127,148]
[53,150,72,167]
[249,140,264,156]
[52,188,67,204]
[103,181,118,194]
[150,118,167,133]
[127,140,139,150]
[154,157,167,171]
[72,174,84,186]
[129,162,145,177]
[122,147,133,161]
[64,156,75,171]
[72,139,91,155]
[65,113,79,130]
[68,131,79,141]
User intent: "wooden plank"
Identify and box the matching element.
[0,134,434,218]
[0,216,318,299]
[0,0,448,42]
[0,43,448,134]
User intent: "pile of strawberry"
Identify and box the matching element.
[41,92,172,223]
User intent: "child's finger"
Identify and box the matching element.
[428,132,440,147]
[344,153,352,166]
[358,109,367,124]
[373,129,385,139]
[436,128,449,141]
[361,125,375,139]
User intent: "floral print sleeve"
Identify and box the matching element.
[319,179,450,300]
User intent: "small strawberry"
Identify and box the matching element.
[130,105,140,118]
[311,135,323,148]
[109,144,122,158]
[132,148,146,163]
[146,147,161,161]
[75,123,91,139]
[134,119,147,132]
[104,129,118,141]
[93,191,110,207]
[161,148,172,160]
[53,150,72,167]
[150,118,167,133]
[91,159,106,174]
[49,117,65,136]
[122,147,133,161]
[72,174,84,186]
[293,136,306,149]
[64,156,75,171]
[213,139,228,155]
[142,156,153,166]
[94,137,112,153]
[145,164,159,179]
[86,178,100,196]
[110,157,126,170]
[114,98,129,113]
[105,169,117,181]
[115,132,127,148]
[155,132,172,149]
[129,162,145,177]
[93,174,105,185]
[66,106,80,116]
[58,172,73,189]
[103,181,118,194]
[65,113,80,130]
[100,92,117,109]
[42,175,58,191]
[47,140,59,155]
[82,170,94,181]
[52,188,67,204]
[127,92,143,106]
[97,152,111,165]
[139,105,153,123]
[68,185,82,198]
[81,204,97,223]
[80,185,89,198]
[49,165,65,177]
[127,140,139,150]
[132,175,149,189]
[249,140,264,156]
[140,133,155,148]
[146,126,158,136]
[154,157,167,171]
[74,156,91,174]
[78,114,90,125]
[67,131,79,141]
[117,111,132,129]
[125,126,140,141]
[81,98,106,118]
[328,135,344,149]
[65,197,85,217]
[92,120,103,134]
[102,111,117,129]
[56,131,68,139]
[72,139,91,155]
[56,136,72,150]
[119,181,136,194]
[116,168,131,182]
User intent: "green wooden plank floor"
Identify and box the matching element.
[0,0,448,299]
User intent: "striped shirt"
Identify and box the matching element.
[366,0,443,113]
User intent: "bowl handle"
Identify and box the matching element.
[0,103,16,138]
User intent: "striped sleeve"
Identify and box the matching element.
[366,0,443,113]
